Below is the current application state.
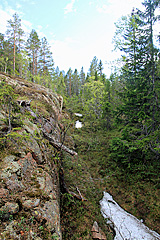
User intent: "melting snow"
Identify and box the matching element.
[75,120,82,128]
[100,192,160,240]
[74,113,83,117]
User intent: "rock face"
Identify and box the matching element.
[0,73,75,239]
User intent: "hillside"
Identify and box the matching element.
[0,73,160,240]
[0,72,77,240]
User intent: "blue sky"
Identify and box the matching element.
[0,0,159,76]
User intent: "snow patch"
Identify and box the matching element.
[74,113,83,117]
[75,120,82,128]
[100,192,160,240]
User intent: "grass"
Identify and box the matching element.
[60,124,160,239]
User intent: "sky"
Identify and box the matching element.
[0,0,159,76]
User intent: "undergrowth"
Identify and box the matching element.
[60,124,160,239]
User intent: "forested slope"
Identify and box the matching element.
[0,0,160,239]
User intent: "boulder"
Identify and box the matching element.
[40,200,61,236]
[91,221,106,240]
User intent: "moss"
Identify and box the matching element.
[60,124,160,239]
[24,191,41,198]
[24,190,50,201]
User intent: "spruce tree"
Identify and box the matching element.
[111,3,160,167]
[39,37,54,74]
[89,56,98,77]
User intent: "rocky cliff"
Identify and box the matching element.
[0,73,76,240]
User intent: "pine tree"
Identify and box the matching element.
[39,37,54,74]
[72,69,80,96]
[64,68,73,98]
[56,71,66,96]
[0,33,7,73]
[26,29,40,80]
[6,13,23,75]
[79,67,85,86]
[0,33,14,74]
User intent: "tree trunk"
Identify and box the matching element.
[13,30,16,75]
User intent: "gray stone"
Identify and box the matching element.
[1,221,19,239]
[22,136,43,164]
[40,200,61,237]
[1,155,21,179]
[0,188,9,198]
[22,199,40,210]
[23,119,40,136]
[6,176,24,191]
[17,152,37,175]
[91,221,106,240]
[37,171,57,199]
[0,202,19,219]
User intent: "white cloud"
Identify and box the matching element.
[21,19,32,34]
[37,25,43,30]
[89,1,94,5]
[50,37,79,71]
[0,7,11,33]
[50,35,116,76]
[96,0,144,18]
[64,0,76,14]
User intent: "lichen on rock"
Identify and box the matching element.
[0,73,75,239]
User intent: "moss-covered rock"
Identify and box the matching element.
[0,72,69,240]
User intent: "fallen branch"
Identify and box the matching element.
[17,99,77,156]
[59,168,87,201]
[76,187,87,201]
[68,189,87,201]
[41,129,77,156]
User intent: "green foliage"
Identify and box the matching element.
[61,193,75,208]
[0,80,16,105]
[82,77,105,121]
[111,1,160,167]
[0,80,23,134]
[110,136,143,168]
